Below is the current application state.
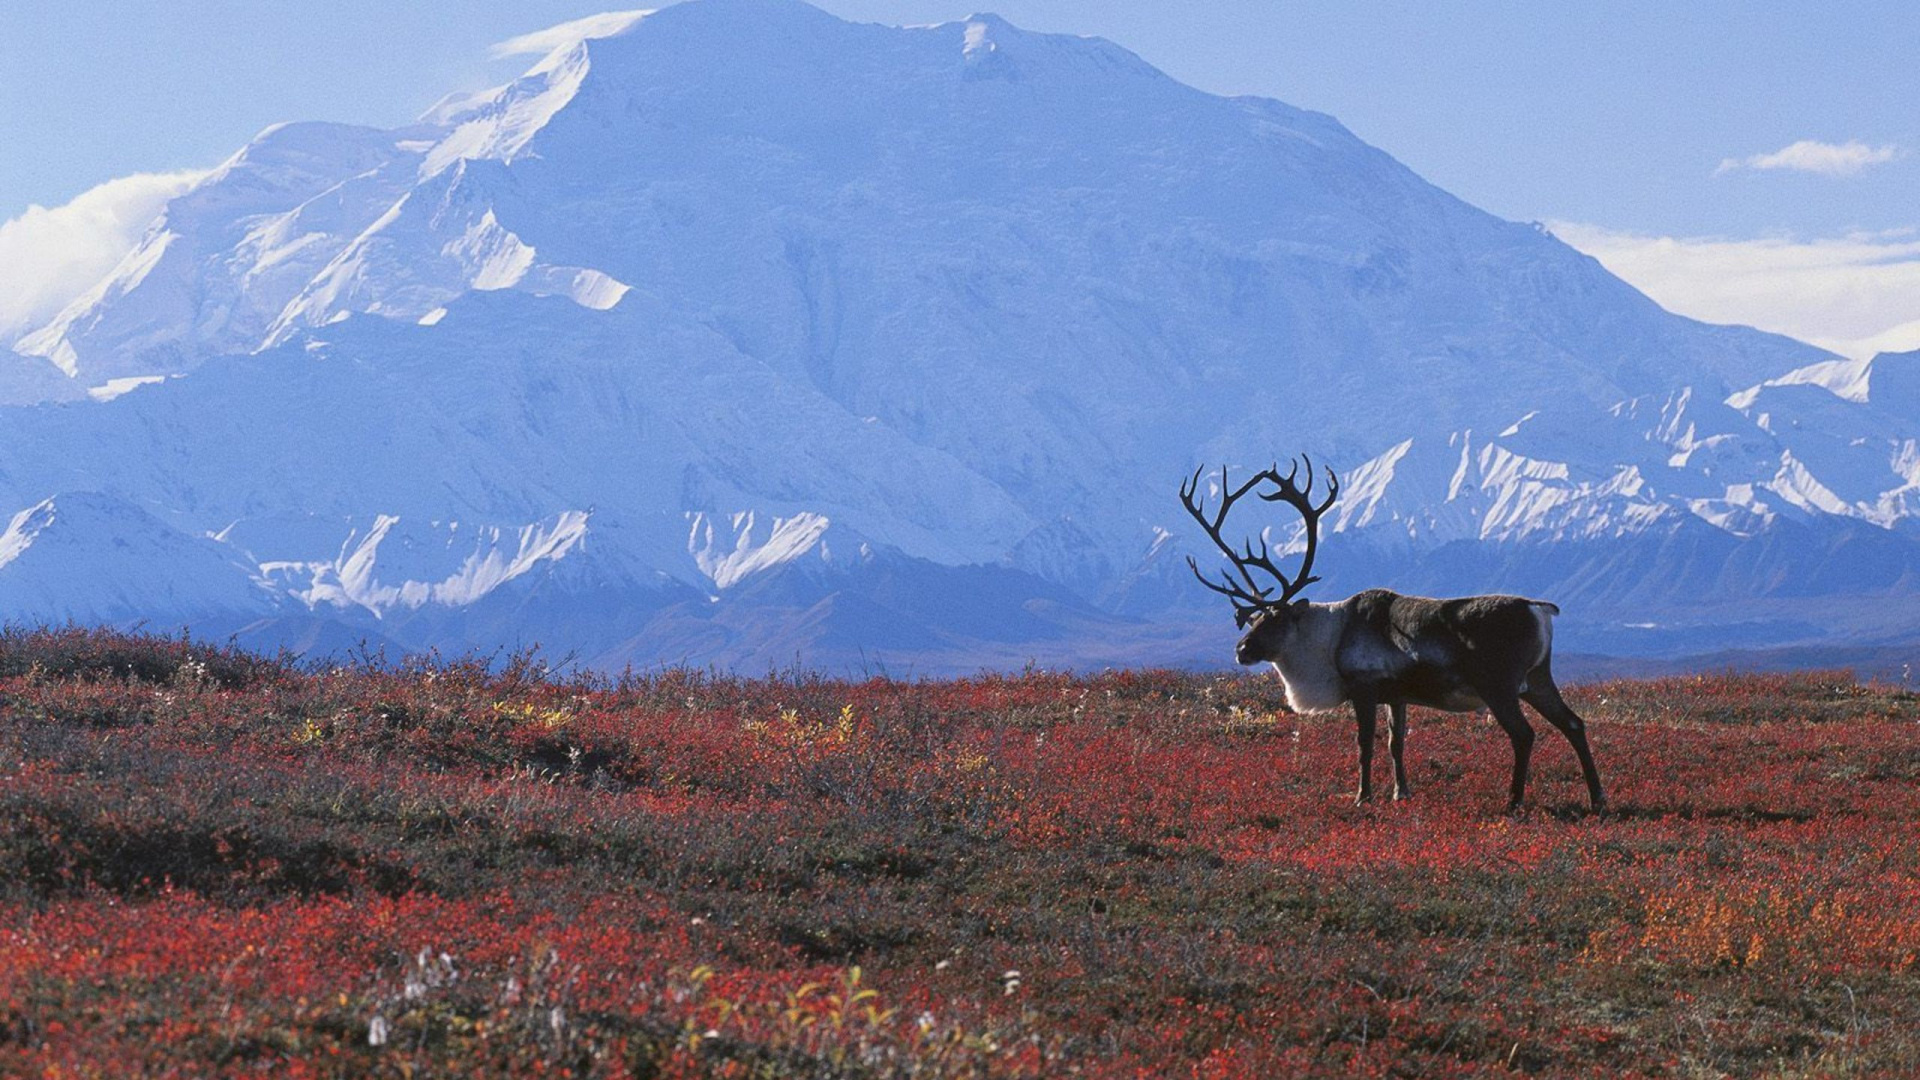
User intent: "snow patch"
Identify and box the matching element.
[16,230,180,371]
[529,267,630,310]
[433,511,592,605]
[272,511,591,616]
[1333,438,1414,531]
[446,211,537,291]
[490,10,654,61]
[0,501,55,571]
[1498,411,1539,438]
[1770,451,1850,516]
[520,265,632,310]
[1757,355,1874,404]
[421,28,601,178]
[963,21,998,58]
[688,511,832,590]
[86,375,168,402]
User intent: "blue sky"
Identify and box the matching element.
[4,0,1916,355]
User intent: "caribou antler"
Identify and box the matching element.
[1178,455,1341,622]
[1257,454,1339,603]
[1178,463,1293,623]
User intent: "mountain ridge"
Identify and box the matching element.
[2,0,1916,672]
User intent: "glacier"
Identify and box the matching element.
[1,0,1917,673]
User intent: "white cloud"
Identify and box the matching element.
[490,10,654,59]
[0,170,207,345]
[1716,139,1899,177]
[1832,316,1920,359]
[1550,222,1920,360]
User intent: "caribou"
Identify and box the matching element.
[1180,457,1606,811]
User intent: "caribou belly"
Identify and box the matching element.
[1351,669,1486,713]
[1385,658,1487,712]
[1406,687,1488,713]
[1344,639,1486,713]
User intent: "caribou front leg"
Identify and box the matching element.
[1352,695,1378,804]
[1387,701,1411,801]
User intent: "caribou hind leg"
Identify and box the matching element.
[1482,694,1535,811]
[1521,665,1607,810]
[1387,701,1411,800]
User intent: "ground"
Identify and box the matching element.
[0,627,1917,1077]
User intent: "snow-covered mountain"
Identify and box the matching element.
[3,0,1917,672]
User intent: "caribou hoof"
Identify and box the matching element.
[1392,787,1412,802]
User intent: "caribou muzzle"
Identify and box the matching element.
[1233,637,1260,666]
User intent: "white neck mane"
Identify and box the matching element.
[1270,602,1349,713]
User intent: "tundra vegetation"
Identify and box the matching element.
[0,626,1917,1077]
